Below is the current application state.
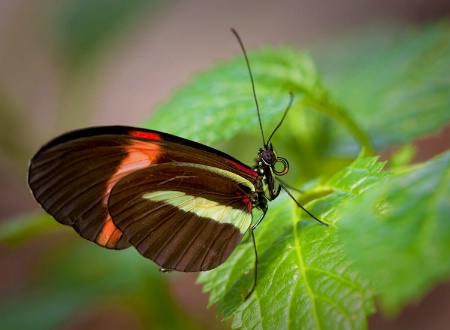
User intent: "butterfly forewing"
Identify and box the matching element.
[28,134,134,249]
[108,162,254,271]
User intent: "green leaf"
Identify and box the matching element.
[198,154,389,329]
[143,48,373,154]
[388,144,416,170]
[338,151,450,314]
[144,49,324,143]
[315,22,450,152]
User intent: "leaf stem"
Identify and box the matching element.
[300,98,376,156]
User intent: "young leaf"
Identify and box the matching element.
[338,150,450,314]
[198,154,389,329]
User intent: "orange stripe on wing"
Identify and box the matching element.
[95,216,124,248]
[96,140,162,247]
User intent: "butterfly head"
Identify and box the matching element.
[258,144,289,177]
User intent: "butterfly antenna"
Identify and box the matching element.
[267,92,294,145]
[231,28,266,147]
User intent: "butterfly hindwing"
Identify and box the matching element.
[108,162,255,271]
[28,126,258,253]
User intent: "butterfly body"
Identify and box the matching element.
[28,126,284,272]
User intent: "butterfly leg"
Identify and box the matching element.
[244,229,258,301]
[244,199,268,300]
[279,182,328,226]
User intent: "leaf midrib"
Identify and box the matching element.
[290,203,321,330]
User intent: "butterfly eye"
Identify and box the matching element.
[259,148,275,166]
[273,157,289,176]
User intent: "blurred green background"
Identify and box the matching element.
[0,0,449,329]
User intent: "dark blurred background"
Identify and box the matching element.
[0,0,449,329]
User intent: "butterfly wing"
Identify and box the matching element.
[108,162,255,271]
[28,128,137,249]
[28,126,257,252]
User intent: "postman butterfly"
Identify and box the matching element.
[28,29,326,299]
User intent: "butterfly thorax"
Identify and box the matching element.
[252,144,289,202]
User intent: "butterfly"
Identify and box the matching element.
[27,29,325,298]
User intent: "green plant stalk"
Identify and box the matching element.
[301,97,376,156]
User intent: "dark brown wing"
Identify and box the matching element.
[28,126,257,250]
[108,162,255,271]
